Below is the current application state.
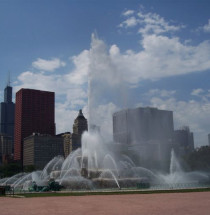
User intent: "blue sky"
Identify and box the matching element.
[1,0,210,146]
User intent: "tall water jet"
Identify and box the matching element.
[87,33,127,140]
[170,149,182,174]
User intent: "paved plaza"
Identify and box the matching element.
[1,192,210,215]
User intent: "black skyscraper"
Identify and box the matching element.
[0,83,15,152]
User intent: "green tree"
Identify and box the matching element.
[24,165,36,173]
[185,146,210,171]
[0,163,22,178]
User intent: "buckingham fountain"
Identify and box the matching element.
[0,130,209,192]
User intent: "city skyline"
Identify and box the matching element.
[1,1,210,146]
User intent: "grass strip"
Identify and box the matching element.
[11,187,210,198]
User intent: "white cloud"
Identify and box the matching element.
[119,8,183,36]
[119,16,138,28]
[67,50,89,85]
[55,103,78,134]
[65,88,87,108]
[203,19,210,33]
[137,11,183,36]
[14,71,66,94]
[191,88,210,102]
[116,11,210,86]
[146,89,176,98]
[32,58,66,72]
[122,10,134,16]
[191,88,204,96]
[109,44,120,56]
[109,35,210,85]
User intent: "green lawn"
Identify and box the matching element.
[9,187,210,198]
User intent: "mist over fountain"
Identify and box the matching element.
[1,142,209,192]
[1,34,210,193]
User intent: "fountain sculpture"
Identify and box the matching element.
[0,132,209,192]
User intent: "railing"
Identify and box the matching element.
[148,182,210,190]
[3,182,210,195]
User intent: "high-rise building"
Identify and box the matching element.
[71,110,88,151]
[14,89,55,162]
[174,126,194,155]
[113,107,174,171]
[62,132,71,158]
[113,107,174,145]
[57,132,71,158]
[0,83,15,150]
[0,133,13,164]
[23,133,64,170]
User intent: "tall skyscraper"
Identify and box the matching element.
[0,83,15,151]
[14,89,55,162]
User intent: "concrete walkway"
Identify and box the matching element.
[1,192,210,215]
